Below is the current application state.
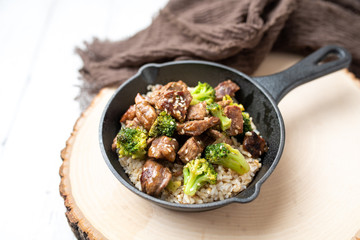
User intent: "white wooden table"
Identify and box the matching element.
[0,0,168,239]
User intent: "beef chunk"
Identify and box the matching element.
[140,159,172,196]
[186,102,208,120]
[120,105,136,123]
[206,129,233,145]
[135,93,157,131]
[125,117,142,129]
[176,116,220,136]
[148,136,179,162]
[162,80,188,92]
[178,137,205,163]
[155,81,192,122]
[224,105,243,136]
[147,85,164,106]
[135,93,147,104]
[156,91,189,122]
[214,80,240,101]
[135,102,157,131]
[243,131,267,158]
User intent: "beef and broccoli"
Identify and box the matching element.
[112,80,267,202]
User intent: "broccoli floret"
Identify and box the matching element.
[149,111,176,137]
[242,112,253,133]
[204,143,250,175]
[206,102,232,131]
[222,94,245,111]
[166,180,182,193]
[190,82,215,105]
[183,158,217,196]
[116,127,147,159]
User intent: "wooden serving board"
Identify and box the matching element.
[60,53,360,240]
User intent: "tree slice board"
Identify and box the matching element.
[60,53,360,240]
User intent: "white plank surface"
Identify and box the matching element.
[0,0,168,239]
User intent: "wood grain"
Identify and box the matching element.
[60,54,360,240]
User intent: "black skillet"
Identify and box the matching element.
[99,45,351,212]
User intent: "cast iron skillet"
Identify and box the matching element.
[99,45,351,212]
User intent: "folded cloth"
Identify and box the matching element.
[76,0,360,108]
[275,0,360,75]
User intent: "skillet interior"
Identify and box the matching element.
[100,61,284,211]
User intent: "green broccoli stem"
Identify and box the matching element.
[183,168,190,182]
[190,94,207,105]
[183,167,197,196]
[218,114,232,131]
[207,106,231,131]
[221,153,250,175]
[184,174,208,196]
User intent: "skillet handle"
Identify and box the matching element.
[252,45,351,104]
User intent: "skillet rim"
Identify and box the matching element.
[99,60,285,210]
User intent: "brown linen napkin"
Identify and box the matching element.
[274,0,360,75]
[76,0,360,108]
